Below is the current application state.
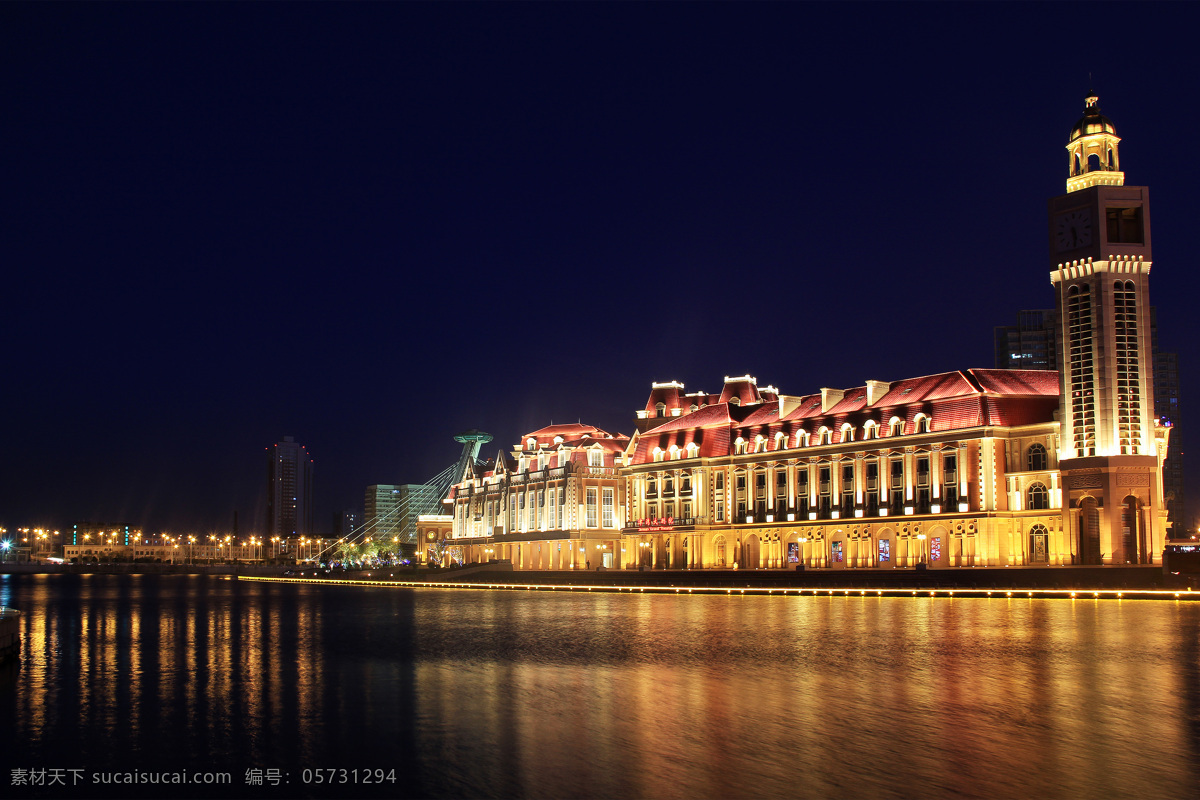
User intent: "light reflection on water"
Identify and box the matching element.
[1,574,1198,799]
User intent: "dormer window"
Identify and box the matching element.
[655,402,666,419]
[526,438,536,451]
[730,397,741,407]
[889,418,904,437]
[915,415,931,434]
[841,424,854,443]
[686,443,699,459]
[588,449,604,467]
[734,437,746,455]
[653,448,664,463]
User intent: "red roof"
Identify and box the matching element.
[627,369,1062,465]
[969,369,1061,396]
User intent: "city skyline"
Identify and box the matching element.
[3,4,1198,533]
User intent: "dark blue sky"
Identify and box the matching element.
[3,3,1197,534]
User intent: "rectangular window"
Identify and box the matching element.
[879,539,891,562]
[517,493,525,531]
[527,491,535,530]
[832,541,844,563]
[586,488,598,527]
[602,488,614,528]
[715,500,724,522]
[548,488,556,529]
[682,500,692,519]
[1107,206,1144,244]
[716,472,724,490]
[589,450,603,467]
[930,536,942,562]
[787,542,800,563]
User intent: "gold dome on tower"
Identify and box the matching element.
[1065,92,1123,193]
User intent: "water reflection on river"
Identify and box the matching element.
[1,574,1198,799]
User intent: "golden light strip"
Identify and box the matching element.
[238,576,1196,600]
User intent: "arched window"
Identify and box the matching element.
[775,432,788,450]
[689,404,699,413]
[915,414,931,434]
[863,421,878,440]
[730,397,741,407]
[840,424,854,443]
[734,437,746,455]
[818,427,832,446]
[713,535,727,567]
[655,402,666,418]
[653,448,664,462]
[754,435,767,453]
[889,417,904,437]
[1027,443,1048,471]
[1027,482,1050,510]
[686,442,699,459]
[668,444,680,460]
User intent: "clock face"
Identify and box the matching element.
[1055,209,1093,252]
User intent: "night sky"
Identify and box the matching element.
[4,3,1197,535]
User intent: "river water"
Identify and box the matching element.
[1,573,1197,799]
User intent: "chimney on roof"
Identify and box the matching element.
[865,380,891,406]
[820,388,844,413]
[778,395,804,417]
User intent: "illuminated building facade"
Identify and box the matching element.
[436,93,1171,570]
[994,306,1184,535]
[267,436,313,539]
[623,371,1070,569]
[441,424,630,568]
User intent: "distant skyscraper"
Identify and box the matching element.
[267,436,313,538]
[333,508,358,540]
[994,309,1058,371]
[364,483,440,551]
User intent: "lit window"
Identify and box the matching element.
[586,489,598,527]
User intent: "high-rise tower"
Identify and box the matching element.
[267,436,314,539]
[1049,92,1171,564]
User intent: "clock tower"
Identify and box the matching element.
[1048,92,1170,564]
